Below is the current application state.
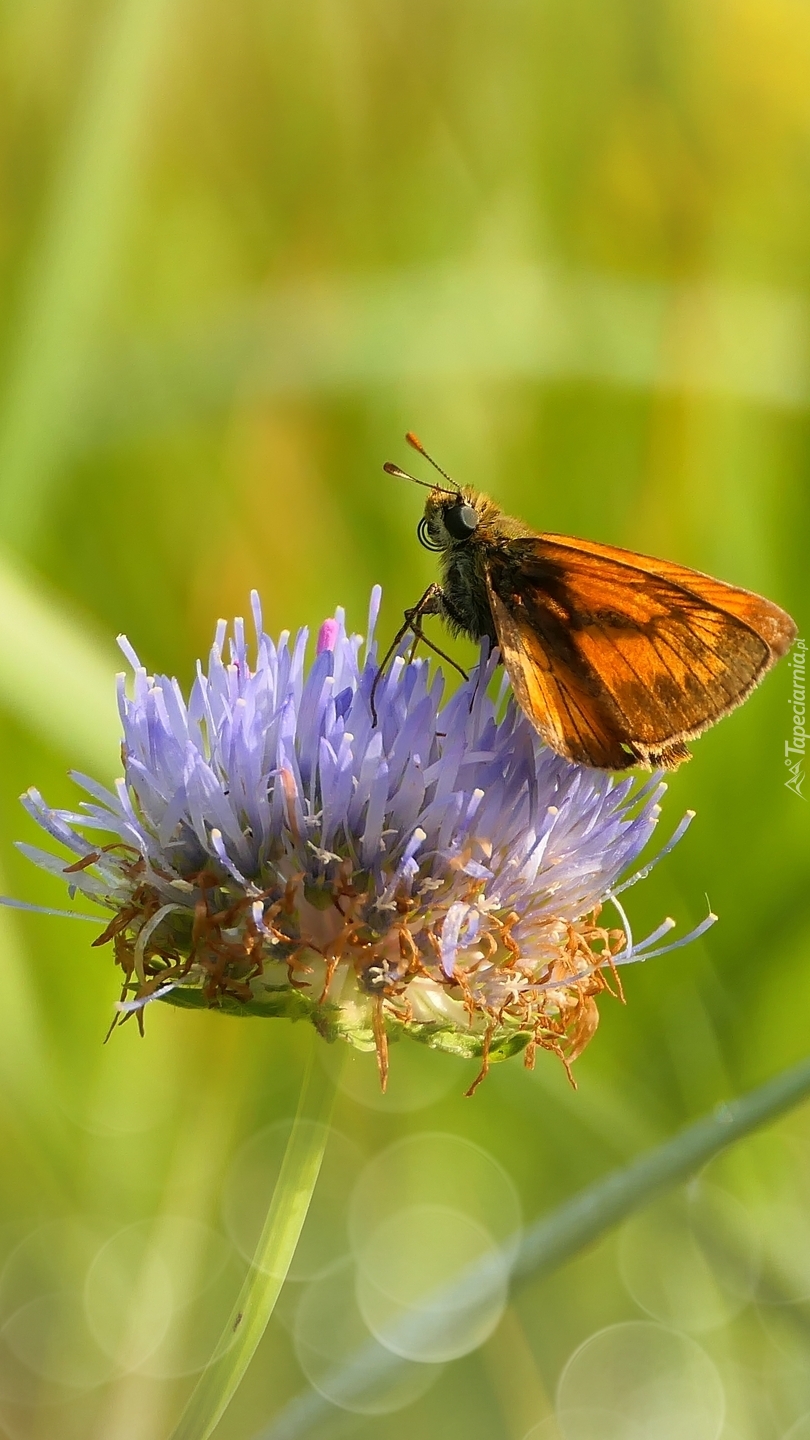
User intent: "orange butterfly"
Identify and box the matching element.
[375,433,797,771]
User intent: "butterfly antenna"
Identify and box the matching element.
[383,461,446,492]
[405,432,461,493]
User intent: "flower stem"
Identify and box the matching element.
[254,1052,810,1440]
[168,1038,334,1440]
[512,1052,810,1280]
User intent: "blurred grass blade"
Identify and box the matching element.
[76,267,810,455]
[168,1044,334,1440]
[0,552,120,770]
[0,0,176,546]
[256,1052,810,1440]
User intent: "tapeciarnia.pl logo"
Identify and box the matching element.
[785,637,807,800]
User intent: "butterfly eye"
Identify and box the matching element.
[417,515,444,552]
[444,503,480,540]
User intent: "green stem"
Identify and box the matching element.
[512,1053,810,1282]
[168,1040,334,1440]
[255,1052,810,1440]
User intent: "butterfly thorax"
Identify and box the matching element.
[422,487,535,644]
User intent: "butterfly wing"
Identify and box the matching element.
[485,534,796,770]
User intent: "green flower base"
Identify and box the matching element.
[158,984,532,1063]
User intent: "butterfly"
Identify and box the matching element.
[373,433,797,771]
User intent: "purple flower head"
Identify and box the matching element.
[15,588,714,1091]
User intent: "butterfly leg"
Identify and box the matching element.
[406,621,469,679]
[370,584,468,726]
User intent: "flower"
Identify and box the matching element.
[14,588,714,1092]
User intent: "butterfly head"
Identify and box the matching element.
[383,434,504,552]
[417,488,482,552]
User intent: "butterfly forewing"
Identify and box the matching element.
[486,535,797,770]
[486,576,633,768]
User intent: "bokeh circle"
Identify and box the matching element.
[293,1256,443,1414]
[349,1132,522,1262]
[556,1321,725,1440]
[354,1202,509,1362]
[618,1182,759,1332]
[84,1216,240,1378]
[0,1220,116,1399]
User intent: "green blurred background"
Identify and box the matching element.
[0,0,808,1436]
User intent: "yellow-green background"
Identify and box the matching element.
[0,0,808,1436]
